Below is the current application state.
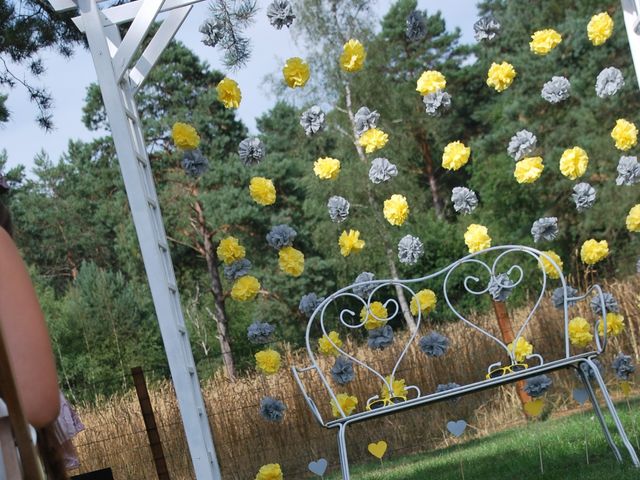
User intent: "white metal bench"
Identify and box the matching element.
[292,245,640,479]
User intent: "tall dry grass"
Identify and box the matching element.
[72,276,640,479]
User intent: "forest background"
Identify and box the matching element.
[0,0,639,402]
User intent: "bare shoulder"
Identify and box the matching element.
[0,227,27,275]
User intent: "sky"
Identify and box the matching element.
[1,0,478,175]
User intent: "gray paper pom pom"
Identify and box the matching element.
[524,375,552,398]
[247,321,275,344]
[368,325,394,350]
[612,352,635,380]
[300,105,325,136]
[398,235,424,265]
[224,258,252,280]
[419,331,450,357]
[576,359,603,380]
[541,76,571,104]
[474,16,501,42]
[531,217,558,243]
[327,196,350,223]
[423,90,452,116]
[266,224,297,250]
[199,19,223,48]
[182,149,209,177]
[406,10,426,41]
[488,273,515,302]
[435,382,461,402]
[616,156,640,186]
[354,107,380,137]
[266,0,295,29]
[551,285,578,309]
[299,293,325,318]
[596,67,624,98]
[451,187,478,214]
[238,137,266,166]
[353,272,375,299]
[508,130,537,161]
[331,356,355,385]
[590,292,620,315]
[369,158,398,184]
[571,183,596,212]
[260,397,286,422]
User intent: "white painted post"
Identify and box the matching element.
[47,0,222,478]
[622,0,640,89]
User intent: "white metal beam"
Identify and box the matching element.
[129,5,192,90]
[622,0,640,89]
[70,0,204,32]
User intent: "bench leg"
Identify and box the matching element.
[337,423,351,480]
[576,362,623,463]
[584,358,640,467]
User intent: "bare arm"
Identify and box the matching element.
[0,228,60,427]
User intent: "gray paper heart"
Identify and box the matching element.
[446,419,467,437]
[572,388,589,405]
[308,458,328,476]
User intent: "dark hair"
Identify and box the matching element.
[0,202,13,237]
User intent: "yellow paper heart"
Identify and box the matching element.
[367,441,387,459]
[621,381,631,397]
[524,398,544,417]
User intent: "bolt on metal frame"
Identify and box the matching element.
[46,0,221,478]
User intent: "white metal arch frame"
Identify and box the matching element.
[43,1,640,479]
[47,0,220,478]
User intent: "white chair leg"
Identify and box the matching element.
[337,423,350,480]
[585,358,640,467]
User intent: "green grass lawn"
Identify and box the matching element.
[328,398,640,479]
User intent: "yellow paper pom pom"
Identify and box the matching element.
[216,78,242,109]
[383,194,409,226]
[313,157,341,180]
[340,39,366,72]
[358,128,389,154]
[627,204,640,232]
[171,122,200,150]
[278,246,304,277]
[318,331,342,356]
[559,147,589,180]
[416,70,446,95]
[360,301,388,330]
[381,376,407,400]
[442,141,471,171]
[598,312,625,337]
[255,349,281,375]
[231,275,261,301]
[255,463,283,480]
[529,29,562,55]
[410,289,437,316]
[249,177,276,206]
[514,156,544,184]
[507,337,533,362]
[339,230,365,257]
[588,12,614,46]
[282,57,310,88]
[611,119,638,151]
[217,236,245,265]
[330,393,358,418]
[464,224,491,253]
[580,239,609,265]
[568,317,593,347]
[538,250,563,279]
[487,62,516,92]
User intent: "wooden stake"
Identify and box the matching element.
[459,458,465,480]
[132,367,171,480]
[492,300,531,409]
[538,438,544,474]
